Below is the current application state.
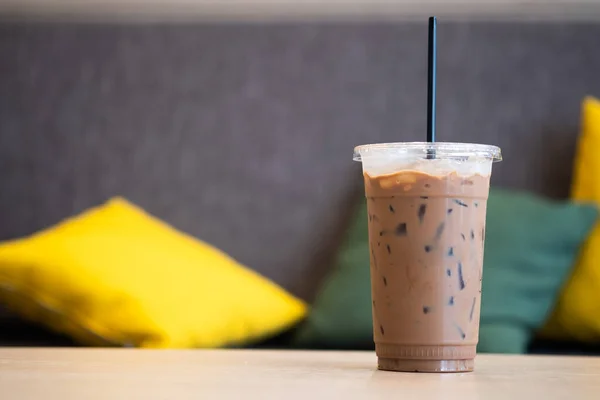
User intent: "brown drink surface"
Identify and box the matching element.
[365,170,490,372]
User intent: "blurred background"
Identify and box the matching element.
[1,1,600,354]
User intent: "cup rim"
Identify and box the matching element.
[353,142,502,162]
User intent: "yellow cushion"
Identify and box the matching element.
[0,198,307,348]
[542,97,600,341]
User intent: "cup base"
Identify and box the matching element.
[375,343,476,372]
[377,357,474,373]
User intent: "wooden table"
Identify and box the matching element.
[1,349,599,399]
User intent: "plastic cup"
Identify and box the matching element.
[353,142,502,372]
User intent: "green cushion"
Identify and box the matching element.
[294,204,371,349]
[293,189,598,353]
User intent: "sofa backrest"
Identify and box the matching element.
[1,21,599,300]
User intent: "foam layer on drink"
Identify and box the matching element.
[361,156,492,178]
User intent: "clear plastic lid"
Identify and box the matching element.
[353,142,502,177]
[353,142,502,162]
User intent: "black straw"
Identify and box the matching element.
[427,16,437,145]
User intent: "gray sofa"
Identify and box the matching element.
[1,20,600,349]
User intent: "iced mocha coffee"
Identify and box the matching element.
[354,142,501,372]
[365,168,490,372]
